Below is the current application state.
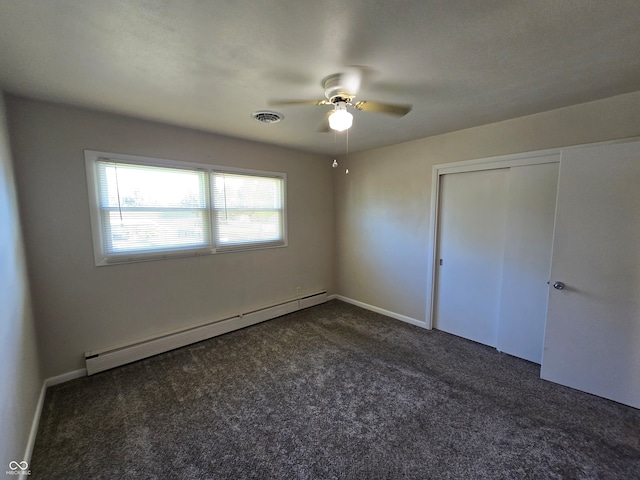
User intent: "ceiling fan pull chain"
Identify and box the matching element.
[346,128,350,174]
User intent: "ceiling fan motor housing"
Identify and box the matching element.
[323,74,355,103]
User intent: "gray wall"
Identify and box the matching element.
[0,94,42,467]
[7,96,334,378]
[334,91,640,322]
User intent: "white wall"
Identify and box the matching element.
[334,91,640,322]
[7,96,334,378]
[0,93,42,468]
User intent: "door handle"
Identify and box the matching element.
[553,281,565,290]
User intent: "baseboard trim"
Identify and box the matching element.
[23,368,87,472]
[330,295,428,329]
[22,382,46,477]
[44,368,87,388]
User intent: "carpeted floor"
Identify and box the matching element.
[32,300,640,479]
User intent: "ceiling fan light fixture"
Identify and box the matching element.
[328,102,353,131]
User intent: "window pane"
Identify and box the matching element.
[212,172,284,248]
[215,210,282,246]
[98,162,208,208]
[96,161,211,256]
[213,173,282,209]
[103,210,210,254]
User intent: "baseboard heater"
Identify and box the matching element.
[85,292,327,375]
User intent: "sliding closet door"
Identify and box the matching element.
[496,162,559,363]
[434,160,559,362]
[434,169,509,347]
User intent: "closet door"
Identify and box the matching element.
[496,162,559,363]
[434,160,559,363]
[434,168,509,347]
[541,141,640,408]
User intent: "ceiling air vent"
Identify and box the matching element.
[252,110,284,124]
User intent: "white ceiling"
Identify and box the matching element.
[1,0,639,155]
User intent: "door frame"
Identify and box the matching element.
[425,148,561,329]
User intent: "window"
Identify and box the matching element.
[85,151,286,265]
[212,173,284,250]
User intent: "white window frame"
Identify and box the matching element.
[85,150,287,266]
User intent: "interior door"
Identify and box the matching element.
[434,168,509,347]
[541,140,640,408]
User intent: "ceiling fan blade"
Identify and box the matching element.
[269,99,330,107]
[354,100,412,117]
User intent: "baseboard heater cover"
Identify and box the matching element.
[85,292,327,375]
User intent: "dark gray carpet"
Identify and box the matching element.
[32,300,640,479]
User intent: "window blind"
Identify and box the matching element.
[97,161,211,257]
[86,150,287,265]
[212,172,284,248]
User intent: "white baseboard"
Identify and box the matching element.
[23,368,87,472]
[330,295,428,329]
[21,383,46,478]
[44,368,87,388]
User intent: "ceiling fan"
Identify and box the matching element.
[271,69,412,132]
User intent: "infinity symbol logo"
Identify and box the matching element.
[8,461,28,470]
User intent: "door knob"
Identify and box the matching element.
[553,281,565,290]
